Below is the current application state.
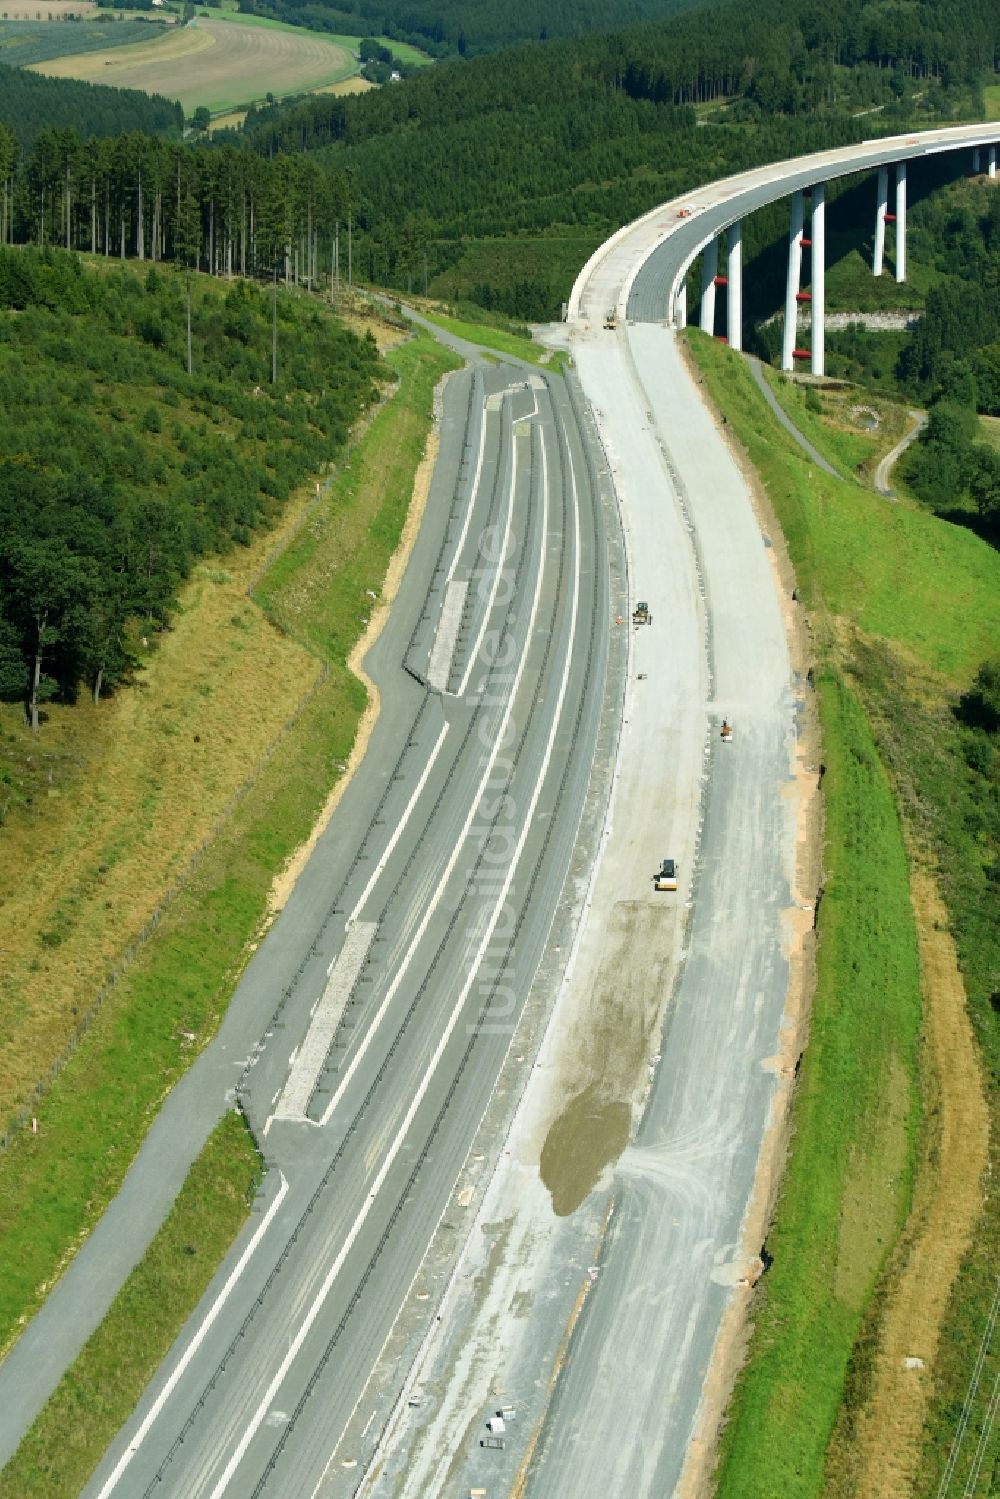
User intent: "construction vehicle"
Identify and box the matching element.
[632,600,652,626]
[721,718,733,742]
[654,858,678,892]
[604,308,618,331]
[677,207,693,218]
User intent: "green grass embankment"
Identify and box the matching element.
[717,671,922,1497]
[757,367,885,481]
[0,328,458,1495]
[684,328,1000,1498]
[421,308,548,365]
[0,1112,261,1499]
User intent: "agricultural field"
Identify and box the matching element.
[0,16,165,69]
[29,12,356,114]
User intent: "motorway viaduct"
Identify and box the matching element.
[0,121,996,1499]
[575,122,1000,376]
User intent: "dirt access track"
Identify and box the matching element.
[30,16,355,114]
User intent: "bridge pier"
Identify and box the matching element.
[782,190,804,371]
[811,185,825,377]
[727,220,742,351]
[973,148,981,173]
[700,237,719,335]
[674,280,687,329]
[989,145,997,179]
[874,165,888,275]
[895,161,907,282]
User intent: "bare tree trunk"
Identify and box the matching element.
[29,610,47,734]
[271,261,278,385]
[93,666,103,706]
[137,166,144,260]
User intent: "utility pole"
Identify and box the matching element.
[271,256,278,385]
[185,270,192,376]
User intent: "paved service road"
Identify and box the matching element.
[9,355,613,1498]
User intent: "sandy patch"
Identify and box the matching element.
[265,390,446,917]
[312,75,374,96]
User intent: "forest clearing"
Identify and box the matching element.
[29,15,356,115]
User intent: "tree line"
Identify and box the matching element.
[0,125,360,292]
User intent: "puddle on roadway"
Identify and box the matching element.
[540,1083,631,1217]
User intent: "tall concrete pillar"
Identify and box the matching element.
[727,219,742,351]
[782,190,804,372]
[811,185,825,378]
[675,280,687,330]
[700,237,719,335]
[973,148,981,173]
[895,161,907,282]
[873,166,888,276]
[989,146,997,179]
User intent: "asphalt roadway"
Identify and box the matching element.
[0,341,620,1494]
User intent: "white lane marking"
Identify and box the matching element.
[455,399,521,699]
[272,924,378,1122]
[444,382,488,586]
[348,722,450,925]
[211,427,580,1499]
[315,410,547,1133]
[444,385,535,594]
[96,1171,290,1499]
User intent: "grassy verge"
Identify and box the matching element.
[0,1111,261,1499]
[717,670,922,1497]
[757,366,893,480]
[684,330,1000,1497]
[420,307,548,364]
[0,329,458,1371]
